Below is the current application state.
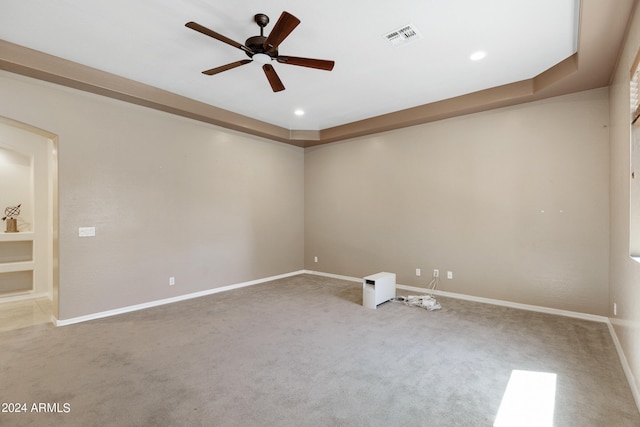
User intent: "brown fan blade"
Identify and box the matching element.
[202,60,252,75]
[276,56,335,71]
[263,11,300,53]
[263,64,285,92]
[186,21,251,53]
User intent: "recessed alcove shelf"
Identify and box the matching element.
[0,232,34,294]
[0,231,34,241]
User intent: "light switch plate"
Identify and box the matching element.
[78,227,96,237]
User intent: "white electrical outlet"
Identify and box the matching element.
[416,268,421,276]
[169,276,175,286]
[433,269,439,278]
[447,271,453,279]
[314,256,318,263]
[614,302,617,316]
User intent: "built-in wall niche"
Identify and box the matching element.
[0,240,32,263]
[0,271,33,294]
[0,234,34,295]
[0,145,35,296]
[0,118,55,307]
[0,146,32,232]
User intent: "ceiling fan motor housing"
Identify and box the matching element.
[244,35,277,59]
[185,11,334,92]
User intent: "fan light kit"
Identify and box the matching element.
[252,53,271,64]
[186,12,335,92]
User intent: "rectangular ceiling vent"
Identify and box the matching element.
[384,24,422,47]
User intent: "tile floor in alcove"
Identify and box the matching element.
[0,297,52,332]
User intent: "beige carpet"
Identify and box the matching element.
[1,274,638,426]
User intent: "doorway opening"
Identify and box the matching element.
[0,116,58,330]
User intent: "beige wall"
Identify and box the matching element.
[306,88,610,315]
[0,71,305,320]
[609,1,640,403]
[0,57,618,319]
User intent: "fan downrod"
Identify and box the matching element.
[246,13,275,59]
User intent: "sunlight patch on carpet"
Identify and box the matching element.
[493,370,557,427]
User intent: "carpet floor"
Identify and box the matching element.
[1,274,638,426]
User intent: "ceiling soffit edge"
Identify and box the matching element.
[0,39,582,148]
[0,0,615,150]
[315,55,580,147]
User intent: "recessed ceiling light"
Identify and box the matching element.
[470,51,487,61]
[294,109,305,116]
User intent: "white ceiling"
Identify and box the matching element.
[1,0,579,130]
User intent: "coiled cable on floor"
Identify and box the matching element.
[391,273,442,311]
[391,294,441,311]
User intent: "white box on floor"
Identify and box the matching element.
[363,272,396,309]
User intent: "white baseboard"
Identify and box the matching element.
[56,270,306,327]
[303,270,362,283]
[304,270,608,323]
[398,284,609,323]
[607,321,640,412]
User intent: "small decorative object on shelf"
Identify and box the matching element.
[2,204,21,233]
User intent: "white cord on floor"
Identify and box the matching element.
[391,294,441,311]
[391,272,442,311]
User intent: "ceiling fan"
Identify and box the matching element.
[185,12,335,92]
